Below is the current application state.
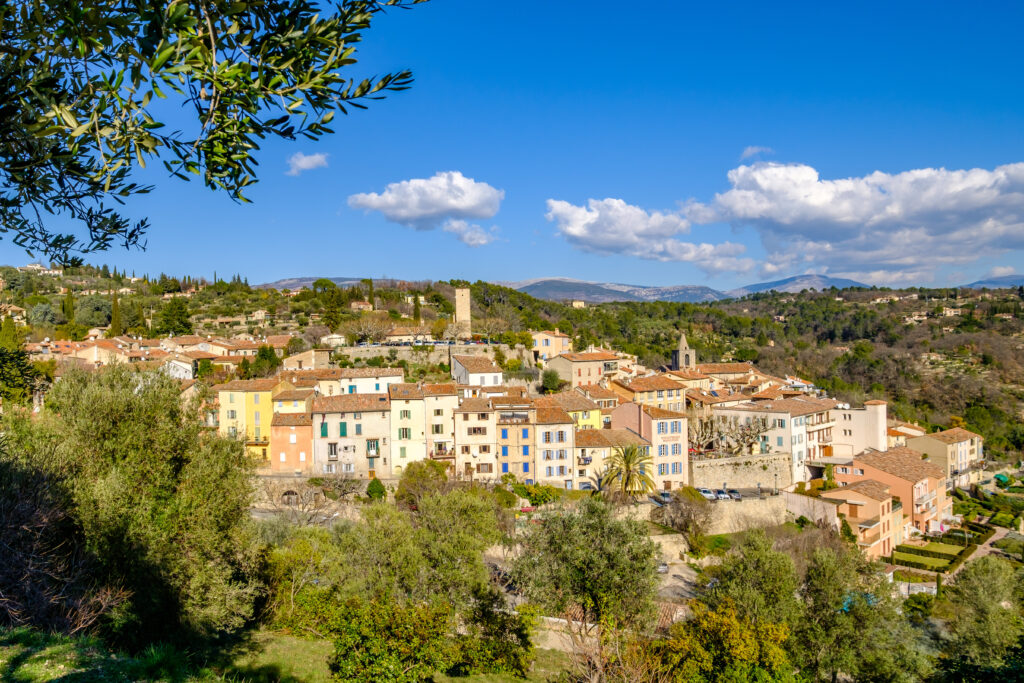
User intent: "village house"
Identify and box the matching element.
[546,351,619,388]
[610,403,688,491]
[283,348,331,371]
[820,480,903,560]
[493,396,536,482]
[573,429,651,491]
[269,413,313,475]
[311,393,391,479]
[534,391,603,430]
[451,354,503,386]
[530,330,572,362]
[907,427,985,489]
[609,374,686,412]
[534,406,577,489]
[454,397,497,481]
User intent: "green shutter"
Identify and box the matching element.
[320,422,327,437]
[340,422,347,437]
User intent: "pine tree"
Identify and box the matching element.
[108,291,123,337]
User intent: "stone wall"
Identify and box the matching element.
[705,495,788,535]
[783,491,840,529]
[333,343,533,367]
[689,452,793,490]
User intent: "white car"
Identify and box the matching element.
[697,488,717,501]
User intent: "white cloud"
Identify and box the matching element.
[442,219,498,247]
[286,152,328,176]
[348,171,504,230]
[544,198,754,274]
[741,146,774,160]
[685,161,1024,284]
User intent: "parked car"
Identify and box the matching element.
[657,562,669,574]
[727,489,742,500]
[658,490,673,503]
[698,488,716,501]
[715,489,730,500]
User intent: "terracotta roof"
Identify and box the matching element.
[455,397,493,413]
[272,413,312,427]
[179,379,196,392]
[167,335,206,345]
[724,396,838,417]
[211,356,248,365]
[389,383,424,400]
[422,383,457,396]
[535,392,600,413]
[577,384,618,400]
[855,447,944,482]
[619,375,681,392]
[491,396,534,408]
[312,393,390,413]
[687,388,746,405]
[864,400,888,406]
[666,369,710,381]
[919,427,982,444]
[823,479,892,502]
[535,406,574,425]
[696,362,758,374]
[641,404,686,419]
[265,335,294,348]
[274,389,315,401]
[452,355,502,374]
[557,352,618,362]
[574,428,650,448]
[534,329,570,338]
[183,350,219,360]
[750,386,786,400]
[211,378,280,392]
[339,368,404,379]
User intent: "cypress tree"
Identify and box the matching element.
[108,291,123,337]
[62,289,75,323]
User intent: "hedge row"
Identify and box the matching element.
[895,544,962,561]
[892,554,950,572]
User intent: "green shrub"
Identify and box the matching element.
[366,478,386,501]
[895,544,958,561]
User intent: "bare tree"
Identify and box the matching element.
[261,478,349,526]
[658,489,714,549]
[345,313,391,343]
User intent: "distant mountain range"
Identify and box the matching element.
[256,272,1024,303]
[505,274,869,303]
[962,274,1024,289]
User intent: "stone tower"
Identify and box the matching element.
[672,332,697,370]
[454,288,472,338]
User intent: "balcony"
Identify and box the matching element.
[578,456,593,466]
[245,436,269,445]
[914,490,936,506]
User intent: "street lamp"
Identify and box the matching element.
[774,473,778,495]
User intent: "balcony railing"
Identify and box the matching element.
[578,456,593,466]
[915,490,936,506]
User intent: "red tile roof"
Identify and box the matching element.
[312,393,390,413]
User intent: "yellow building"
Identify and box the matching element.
[534,392,603,430]
[213,378,293,459]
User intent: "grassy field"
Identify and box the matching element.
[892,552,950,570]
[922,541,966,556]
[0,627,569,682]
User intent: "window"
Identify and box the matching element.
[502,446,509,457]
[780,418,786,428]
[469,427,487,436]
[462,413,469,421]
[671,443,681,455]
[323,463,336,473]
[543,431,552,443]
[658,463,667,475]
[227,410,237,419]
[658,445,667,457]
[328,443,337,456]
[339,422,347,437]
[229,393,234,404]
[341,463,354,473]
[478,413,488,420]
[657,422,667,434]
[480,445,490,453]
[501,428,508,439]
[299,452,306,462]
[522,446,529,456]
[522,428,529,439]
[353,413,361,419]
[657,390,664,399]
[320,422,328,437]
[375,383,380,391]
[280,452,286,463]
[398,427,411,439]
[777,436,783,447]
[348,385,356,394]
[277,401,283,409]
[502,462,509,474]
[670,421,679,433]
[431,424,444,434]
[254,411,260,425]
[400,410,411,419]
[355,424,362,436]
[557,431,565,442]
[289,434,297,444]
[434,409,443,416]
[523,462,529,473]
[293,400,298,407]
[671,462,682,474]
[254,394,260,404]
[400,446,407,458]
[546,466,553,476]
[461,445,470,454]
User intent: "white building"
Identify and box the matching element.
[451,354,503,386]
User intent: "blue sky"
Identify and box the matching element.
[9,1,1024,289]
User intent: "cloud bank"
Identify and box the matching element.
[740,146,774,160]
[286,152,328,176]
[684,161,1024,283]
[544,198,754,274]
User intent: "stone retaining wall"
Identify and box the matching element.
[689,452,793,490]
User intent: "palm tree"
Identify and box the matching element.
[601,444,654,503]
